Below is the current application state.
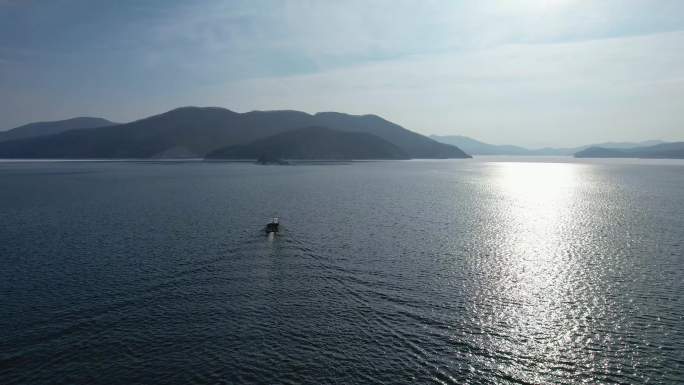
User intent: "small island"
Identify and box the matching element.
[256,154,289,165]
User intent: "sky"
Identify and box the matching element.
[1,0,683,147]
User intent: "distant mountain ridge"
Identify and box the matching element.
[315,112,464,158]
[206,126,410,160]
[0,117,116,143]
[430,135,535,155]
[0,107,469,159]
[430,135,666,156]
[575,142,684,159]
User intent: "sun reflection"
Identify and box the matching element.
[496,161,579,263]
[484,161,589,378]
[493,162,580,316]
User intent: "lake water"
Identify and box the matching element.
[1,158,682,384]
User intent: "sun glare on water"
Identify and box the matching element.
[493,161,582,307]
[478,161,610,380]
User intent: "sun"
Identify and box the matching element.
[503,0,574,12]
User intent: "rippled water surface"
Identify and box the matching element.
[1,159,683,384]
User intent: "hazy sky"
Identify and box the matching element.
[1,0,683,147]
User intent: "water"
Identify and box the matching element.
[1,158,682,384]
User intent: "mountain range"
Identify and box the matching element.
[430,135,666,156]
[0,107,469,160]
[3,112,679,160]
[206,126,410,160]
[0,117,116,143]
[575,142,684,159]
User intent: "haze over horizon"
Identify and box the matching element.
[1,1,683,147]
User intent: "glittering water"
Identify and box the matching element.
[1,159,682,384]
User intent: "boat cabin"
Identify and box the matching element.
[265,217,279,233]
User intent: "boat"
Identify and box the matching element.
[265,217,279,233]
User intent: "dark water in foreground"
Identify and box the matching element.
[1,159,683,384]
